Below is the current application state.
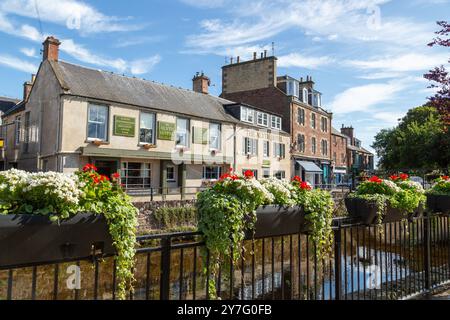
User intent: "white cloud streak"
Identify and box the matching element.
[0,54,38,73]
[278,53,334,69]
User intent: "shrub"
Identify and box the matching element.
[429,176,450,195]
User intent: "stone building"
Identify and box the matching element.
[221,53,333,186]
[340,125,374,175]
[0,37,290,200]
[331,127,348,184]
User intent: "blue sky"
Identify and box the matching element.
[0,0,449,157]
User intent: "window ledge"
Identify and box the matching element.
[86,139,109,146]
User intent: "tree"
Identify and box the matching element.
[372,106,449,170]
[424,21,450,124]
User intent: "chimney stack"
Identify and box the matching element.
[237,56,240,63]
[264,50,267,58]
[23,74,36,101]
[253,52,257,60]
[42,36,61,61]
[192,72,210,94]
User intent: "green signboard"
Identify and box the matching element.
[158,121,175,140]
[262,160,271,167]
[113,115,135,137]
[192,127,208,144]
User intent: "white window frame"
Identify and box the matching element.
[166,165,176,182]
[271,116,282,130]
[244,137,258,156]
[139,112,156,145]
[14,115,21,146]
[87,104,109,141]
[273,170,286,180]
[310,113,316,129]
[311,137,317,154]
[257,112,269,127]
[241,106,254,123]
[202,166,222,180]
[176,117,190,147]
[302,88,308,103]
[209,122,221,150]
[273,142,285,159]
[121,162,152,189]
[263,140,270,157]
[263,169,270,178]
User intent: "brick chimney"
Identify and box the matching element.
[341,125,354,143]
[23,74,36,101]
[42,36,61,61]
[192,72,210,94]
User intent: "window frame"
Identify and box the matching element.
[310,112,316,129]
[241,106,254,124]
[121,162,152,189]
[166,165,176,182]
[311,137,317,154]
[139,111,156,145]
[175,117,190,147]
[14,115,21,146]
[297,134,305,153]
[297,107,305,126]
[87,103,109,141]
[209,122,221,150]
[263,140,270,157]
[256,112,269,127]
[271,115,282,130]
[202,166,223,180]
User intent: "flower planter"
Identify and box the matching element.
[0,213,115,268]
[426,194,450,214]
[245,205,305,239]
[345,197,423,225]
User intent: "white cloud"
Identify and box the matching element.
[0,54,38,73]
[185,0,432,53]
[346,53,449,73]
[20,47,37,58]
[0,0,140,34]
[129,55,161,75]
[372,111,404,126]
[278,53,334,69]
[180,0,229,8]
[329,80,407,114]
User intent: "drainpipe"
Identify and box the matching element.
[233,124,237,171]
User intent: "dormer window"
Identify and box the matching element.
[257,112,269,127]
[271,116,282,130]
[287,80,299,97]
[313,93,321,107]
[302,88,308,103]
[241,106,254,123]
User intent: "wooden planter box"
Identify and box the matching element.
[345,197,423,225]
[0,213,115,268]
[426,194,450,214]
[245,205,305,239]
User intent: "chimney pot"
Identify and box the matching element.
[42,36,61,61]
[237,56,240,63]
[264,50,267,58]
[260,52,263,59]
[192,72,210,94]
[253,52,257,60]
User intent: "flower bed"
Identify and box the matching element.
[426,175,450,214]
[0,165,137,300]
[196,170,333,298]
[346,174,426,226]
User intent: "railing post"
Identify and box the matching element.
[424,211,432,290]
[334,224,342,300]
[160,235,171,300]
[150,187,154,202]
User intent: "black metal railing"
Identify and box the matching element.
[0,213,448,300]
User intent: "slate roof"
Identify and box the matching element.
[2,101,25,117]
[49,60,240,124]
[0,96,20,113]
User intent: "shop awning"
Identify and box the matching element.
[296,161,323,173]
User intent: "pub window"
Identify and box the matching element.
[87,104,108,141]
[209,122,221,150]
[243,137,258,155]
[241,106,254,123]
[121,162,151,189]
[263,140,270,157]
[139,112,156,144]
[274,142,285,159]
[257,112,269,127]
[166,166,175,182]
[271,116,282,130]
[176,117,190,147]
[202,166,222,180]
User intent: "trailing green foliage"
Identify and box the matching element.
[428,176,450,195]
[0,167,138,300]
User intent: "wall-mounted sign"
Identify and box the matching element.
[0,139,3,148]
[192,127,208,144]
[262,160,271,167]
[157,121,175,140]
[113,116,135,137]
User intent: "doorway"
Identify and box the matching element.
[94,160,118,179]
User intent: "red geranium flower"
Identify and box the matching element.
[82,163,98,172]
[292,176,302,182]
[112,172,120,179]
[300,181,311,190]
[442,175,449,181]
[399,173,409,181]
[100,175,109,182]
[369,176,382,184]
[390,175,399,181]
[244,170,254,179]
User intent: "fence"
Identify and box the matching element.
[0,213,449,300]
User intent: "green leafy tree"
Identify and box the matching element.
[372,106,449,170]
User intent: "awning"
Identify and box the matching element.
[297,161,323,173]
